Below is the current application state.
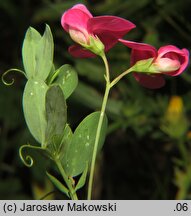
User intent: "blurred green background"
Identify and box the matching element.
[1,0,191,199]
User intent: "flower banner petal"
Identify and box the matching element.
[88,16,135,37]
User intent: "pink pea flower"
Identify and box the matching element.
[61,4,135,58]
[119,39,189,89]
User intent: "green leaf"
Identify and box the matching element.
[75,164,88,192]
[23,79,48,145]
[46,172,69,198]
[62,111,108,177]
[22,25,53,80]
[45,85,67,147]
[46,64,56,84]
[22,27,41,78]
[52,65,78,99]
[35,25,54,80]
[46,124,73,161]
[58,124,73,160]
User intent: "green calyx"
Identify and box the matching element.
[81,35,105,57]
[130,58,162,74]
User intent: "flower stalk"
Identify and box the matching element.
[87,53,133,199]
[87,53,111,200]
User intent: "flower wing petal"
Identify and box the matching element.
[95,32,119,51]
[68,45,96,58]
[133,73,165,89]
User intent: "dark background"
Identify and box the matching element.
[1,0,191,199]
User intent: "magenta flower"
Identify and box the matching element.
[119,39,189,89]
[61,4,135,58]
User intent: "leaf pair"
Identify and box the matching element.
[47,111,108,197]
[22,25,53,80]
[62,111,108,177]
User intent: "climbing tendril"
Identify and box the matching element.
[19,144,45,167]
[2,68,26,86]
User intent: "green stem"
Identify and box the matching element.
[87,54,133,199]
[110,68,133,88]
[55,159,78,200]
[87,54,111,200]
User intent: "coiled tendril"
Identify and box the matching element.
[19,144,45,167]
[2,68,26,86]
